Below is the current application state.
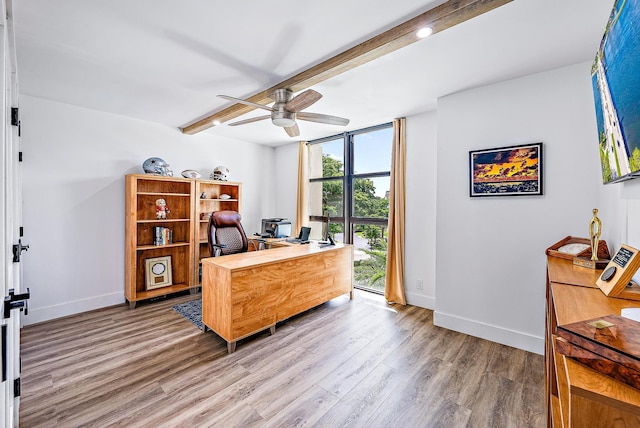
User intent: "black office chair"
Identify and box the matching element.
[207,210,250,257]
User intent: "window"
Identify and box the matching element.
[308,123,393,293]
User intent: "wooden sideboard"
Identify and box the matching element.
[201,243,353,352]
[546,256,640,427]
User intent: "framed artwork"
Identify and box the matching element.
[469,142,543,197]
[145,256,173,290]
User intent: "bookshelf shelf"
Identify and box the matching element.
[136,219,190,224]
[137,192,191,197]
[136,242,191,251]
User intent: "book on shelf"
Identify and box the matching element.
[154,226,173,245]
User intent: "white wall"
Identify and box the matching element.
[404,112,438,308]
[434,62,603,354]
[20,95,275,324]
[274,142,299,225]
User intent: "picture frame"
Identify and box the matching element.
[145,256,173,290]
[469,142,543,197]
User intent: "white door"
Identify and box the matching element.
[1,0,25,426]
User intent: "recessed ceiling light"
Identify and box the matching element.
[416,27,433,39]
[213,120,221,126]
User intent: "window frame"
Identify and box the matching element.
[308,122,392,245]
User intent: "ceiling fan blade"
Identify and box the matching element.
[217,95,274,112]
[228,115,271,126]
[285,123,300,137]
[285,89,322,112]
[297,112,350,126]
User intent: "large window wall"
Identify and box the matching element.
[308,123,392,293]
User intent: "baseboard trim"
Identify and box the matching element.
[405,292,435,310]
[24,292,125,325]
[434,311,544,355]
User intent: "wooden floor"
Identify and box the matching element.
[19,290,545,427]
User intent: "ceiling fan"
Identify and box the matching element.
[217,88,350,137]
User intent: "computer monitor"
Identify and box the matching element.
[286,226,311,243]
[299,226,311,241]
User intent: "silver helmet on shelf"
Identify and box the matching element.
[142,157,173,176]
[210,165,230,181]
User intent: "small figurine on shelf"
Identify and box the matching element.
[200,192,206,199]
[590,208,602,261]
[156,198,170,220]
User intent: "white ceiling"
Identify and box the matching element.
[13,0,614,147]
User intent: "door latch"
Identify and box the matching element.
[3,288,30,319]
[12,239,29,262]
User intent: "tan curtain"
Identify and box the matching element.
[385,118,407,305]
[296,141,309,232]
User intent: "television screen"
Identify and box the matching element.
[592,0,640,184]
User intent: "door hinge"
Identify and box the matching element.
[19,151,22,162]
[14,377,20,397]
[1,325,6,382]
[12,108,21,136]
[3,288,30,319]
[12,239,29,262]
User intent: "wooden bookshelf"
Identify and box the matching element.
[193,179,242,285]
[125,174,196,308]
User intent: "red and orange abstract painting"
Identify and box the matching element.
[470,143,543,196]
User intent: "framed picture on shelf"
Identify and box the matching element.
[469,142,543,197]
[145,256,173,290]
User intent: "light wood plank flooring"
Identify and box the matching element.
[20,290,545,427]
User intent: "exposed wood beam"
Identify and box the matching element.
[181,0,512,135]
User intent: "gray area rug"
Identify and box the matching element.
[172,299,202,330]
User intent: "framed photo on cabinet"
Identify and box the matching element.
[469,142,543,197]
[145,256,173,290]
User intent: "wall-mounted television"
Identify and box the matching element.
[592,0,640,184]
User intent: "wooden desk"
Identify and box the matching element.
[201,243,353,352]
[546,257,640,427]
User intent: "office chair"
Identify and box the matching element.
[207,210,251,257]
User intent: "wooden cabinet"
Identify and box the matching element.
[194,180,241,285]
[546,256,640,427]
[125,175,242,307]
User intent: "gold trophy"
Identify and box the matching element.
[573,208,609,269]
[590,208,602,262]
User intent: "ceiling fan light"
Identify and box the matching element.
[271,109,296,127]
[416,26,433,39]
[272,117,296,127]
